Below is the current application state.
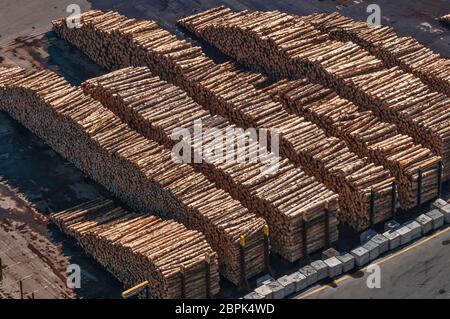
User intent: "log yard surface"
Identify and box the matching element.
[0,0,449,299]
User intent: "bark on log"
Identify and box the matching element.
[51,197,220,299]
[82,66,340,262]
[265,78,441,209]
[300,12,450,98]
[52,10,396,231]
[177,7,450,182]
[0,66,265,285]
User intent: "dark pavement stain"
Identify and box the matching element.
[442,240,450,246]
[350,270,365,279]
[327,280,338,288]
[439,289,446,294]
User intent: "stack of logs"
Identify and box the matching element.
[177,7,385,81]
[266,79,441,209]
[301,12,450,98]
[177,7,450,182]
[51,198,220,298]
[82,66,340,262]
[0,66,266,285]
[53,10,396,231]
[345,68,450,182]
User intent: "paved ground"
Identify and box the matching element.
[0,0,449,299]
[0,115,123,299]
[0,183,74,299]
[296,227,450,299]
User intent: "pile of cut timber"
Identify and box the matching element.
[53,10,396,230]
[266,79,441,209]
[82,66,340,262]
[178,7,450,182]
[177,7,385,81]
[301,12,450,98]
[51,198,220,298]
[0,67,266,284]
[345,68,450,182]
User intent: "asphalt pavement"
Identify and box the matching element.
[296,227,450,299]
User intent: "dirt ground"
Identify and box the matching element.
[0,0,449,299]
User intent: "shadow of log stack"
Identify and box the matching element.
[51,198,220,299]
[0,66,266,285]
[439,14,450,28]
[177,7,450,185]
[53,10,396,231]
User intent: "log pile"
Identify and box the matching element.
[266,79,441,209]
[178,7,450,182]
[345,68,450,182]
[177,7,385,81]
[53,10,396,230]
[0,66,266,285]
[82,66,340,262]
[301,12,450,98]
[51,198,220,298]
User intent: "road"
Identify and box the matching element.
[296,227,450,299]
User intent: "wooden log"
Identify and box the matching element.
[51,197,220,299]
[300,12,450,99]
[52,10,396,231]
[177,7,450,182]
[0,66,265,285]
[82,66,340,262]
[265,78,441,209]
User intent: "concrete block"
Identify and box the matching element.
[383,229,401,250]
[336,253,355,273]
[431,198,448,210]
[360,228,377,244]
[397,226,413,245]
[415,214,433,234]
[289,272,307,292]
[310,260,329,280]
[350,246,370,266]
[426,209,444,229]
[321,247,340,260]
[254,285,272,299]
[403,220,422,240]
[324,257,343,278]
[439,204,450,223]
[370,234,389,255]
[277,275,295,297]
[299,265,318,287]
[362,240,380,260]
[256,274,274,287]
[384,220,401,232]
[244,291,264,299]
[266,281,285,299]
